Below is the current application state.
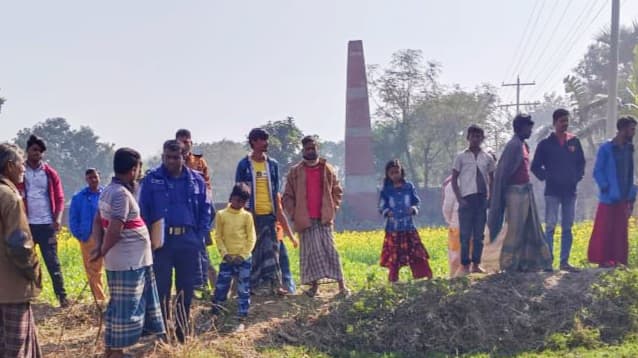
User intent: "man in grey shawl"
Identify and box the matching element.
[487,114,553,272]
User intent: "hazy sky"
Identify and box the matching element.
[2,0,638,156]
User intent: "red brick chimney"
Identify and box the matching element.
[344,40,378,222]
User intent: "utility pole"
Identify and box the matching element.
[499,75,540,113]
[607,0,620,137]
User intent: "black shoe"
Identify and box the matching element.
[59,297,70,308]
[560,263,580,272]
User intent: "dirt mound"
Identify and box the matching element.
[286,269,611,355]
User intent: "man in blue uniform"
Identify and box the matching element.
[139,139,212,342]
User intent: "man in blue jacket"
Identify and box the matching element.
[139,139,212,342]
[69,168,106,303]
[235,128,293,296]
[531,109,586,272]
[588,116,637,267]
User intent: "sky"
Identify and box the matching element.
[2,0,638,157]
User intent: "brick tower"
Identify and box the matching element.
[344,40,378,222]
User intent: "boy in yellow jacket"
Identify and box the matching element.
[212,183,256,319]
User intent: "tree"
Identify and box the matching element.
[14,118,115,200]
[319,140,345,182]
[574,23,638,105]
[198,140,247,203]
[260,117,304,177]
[368,49,441,182]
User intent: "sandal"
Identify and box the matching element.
[304,285,318,297]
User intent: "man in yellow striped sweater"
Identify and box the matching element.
[211,183,256,320]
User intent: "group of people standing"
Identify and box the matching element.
[0,109,636,357]
[0,127,349,357]
[438,109,636,279]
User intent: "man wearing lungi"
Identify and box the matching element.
[235,128,294,296]
[92,148,165,358]
[0,143,43,358]
[139,140,212,342]
[588,116,637,267]
[488,114,553,272]
[283,136,349,297]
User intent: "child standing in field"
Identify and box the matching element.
[212,183,257,320]
[379,159,433,282]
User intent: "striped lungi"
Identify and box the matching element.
[105,265,166,349]
[500,184,552,272]
[300,220,344,285]
[0,303,41,358]
[250,215,282,289]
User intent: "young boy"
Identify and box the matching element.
[451,125,495,274]
[212,183,257,320]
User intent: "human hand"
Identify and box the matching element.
[223,254,233,263]
[53,221,61,232]
[459,198,469,208]
[289,236,299,249]
[89,246,102,262]
[232,256,244,265]
[386,210,393,218]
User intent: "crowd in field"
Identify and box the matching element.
[0,109,635,357]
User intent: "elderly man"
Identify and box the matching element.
[0,143,43,357]
[487,114,552,273]
[283,136,349,297]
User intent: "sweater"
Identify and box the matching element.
[214,205,256,259]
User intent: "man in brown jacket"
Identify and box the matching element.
[0,143,43,358]
[283,136,349,297]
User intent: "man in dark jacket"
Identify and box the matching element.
[531,109,586,271]
[69,168,106,303]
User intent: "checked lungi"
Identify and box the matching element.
[0,303,41,358]
[105,265,166,349]
[250,215,282,289]
[300,219,344,285]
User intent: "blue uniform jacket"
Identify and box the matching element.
[69,186,102,242]
[593,141,637,204]
[235,155,279,215]
[139,165,213,248]
[378,180,420,232]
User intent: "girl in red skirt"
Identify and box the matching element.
[379,159,433,282]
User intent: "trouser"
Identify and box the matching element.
[544,195,576,265]
[79,237,106,302]
[153,244,199,341]
[279,241,296,293]
[458,193,487,266]
[213,258,252,317]
[30,224,67,302]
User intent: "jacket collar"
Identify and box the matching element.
[0,175,19,192]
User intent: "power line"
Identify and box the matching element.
[501,0,542,84]
[498,75,541,113]
[516,0,561,78]
[525,0,575,80]
[508,0,548,81]
[530,0,607,99]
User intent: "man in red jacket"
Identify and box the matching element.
[19,135,68,307]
